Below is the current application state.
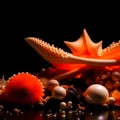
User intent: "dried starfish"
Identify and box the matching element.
[25,29,120,68]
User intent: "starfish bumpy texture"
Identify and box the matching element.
[25,29,120,69]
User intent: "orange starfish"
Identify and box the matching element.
[25,29,120,70]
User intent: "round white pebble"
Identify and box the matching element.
[84,84,109,105]
[52,86,66,99]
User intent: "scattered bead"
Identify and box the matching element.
[60,102,67,109]
[47,79,60,91]
[67,101,73,108]
[107,97,115,105]
[111,71,120,82]
[52,86,66,99]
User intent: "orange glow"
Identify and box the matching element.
[3,73,44,105]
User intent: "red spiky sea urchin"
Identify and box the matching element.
[3,72,44,105]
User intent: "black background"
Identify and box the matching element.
[1,2,120,79]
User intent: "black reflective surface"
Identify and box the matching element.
[0,106,120,120]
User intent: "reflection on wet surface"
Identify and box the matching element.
[0,108,120,120]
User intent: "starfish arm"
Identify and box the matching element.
[83,29,103,57]
[64,29,103,58]
[67,54,120,66]
[25,37,120,66]
[64,36,87,56]
[101,41,120,59]
[51,68,82,81]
